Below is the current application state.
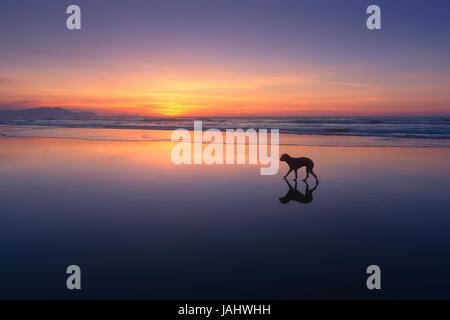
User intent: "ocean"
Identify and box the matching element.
[1,116,449,147]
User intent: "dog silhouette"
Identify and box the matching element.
[280,153,319,182]
[279,178,317,204]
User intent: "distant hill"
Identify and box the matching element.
[0,107,97,120]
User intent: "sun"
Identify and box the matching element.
[153,103,205,117]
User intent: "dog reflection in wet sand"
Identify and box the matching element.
[279,178,318,205]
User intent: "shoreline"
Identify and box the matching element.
[1,126,449,148]
[1,135,449,149]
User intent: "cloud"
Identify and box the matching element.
[0,100,41,110]
[0,77,19,87]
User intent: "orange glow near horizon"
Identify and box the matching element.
[2,54,450,117]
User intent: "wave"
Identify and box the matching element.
[1,116,450,146]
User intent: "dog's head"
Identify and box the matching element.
[280,153,290,162]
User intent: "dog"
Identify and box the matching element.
[280,153,319,183]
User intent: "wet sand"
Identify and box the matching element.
[0,134,449,299]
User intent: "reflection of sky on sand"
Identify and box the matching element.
[0,135,449,299]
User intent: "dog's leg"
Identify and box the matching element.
[284,168,293,178]
[294,169,298,180]
[303,168,310,181]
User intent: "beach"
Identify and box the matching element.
[1,129,449,299]
[2,0,450,305]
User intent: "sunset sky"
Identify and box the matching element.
[1,0,449,116]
